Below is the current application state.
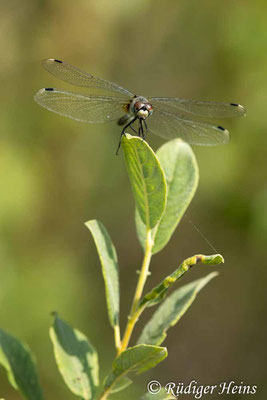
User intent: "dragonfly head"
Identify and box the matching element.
[132,97,153,119]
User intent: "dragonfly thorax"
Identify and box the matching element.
[130,96,153,119]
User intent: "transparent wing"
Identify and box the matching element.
[149,97,246,118]
[34,88,128,123]
[42,58,133,97]
[148,106,230,145]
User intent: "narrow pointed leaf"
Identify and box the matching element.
[136,139,198,253]
[104,344,167,391]
[0,329,44,400]
[50,315,99,400]
[122,134,167,229]
[139,254,224,308]
[138,272,218,346]
[85,219,119,328]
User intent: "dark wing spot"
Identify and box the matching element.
[217,125,225,131]
[54,59,63,63]
[45,88,54,91]
[230,103,239,106]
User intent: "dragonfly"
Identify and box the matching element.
[34,58,246,153]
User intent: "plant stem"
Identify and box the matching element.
[118,228,153,354]
[114,324,121,352]
[99,230,153,399]
[99,387,111,400]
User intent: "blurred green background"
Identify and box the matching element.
[1,0,266,398]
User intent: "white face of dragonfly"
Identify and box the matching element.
[130,96,153,119]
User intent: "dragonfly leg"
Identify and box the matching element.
[137,119,142,138]
[130,124,138,134]
[144,119,148,132]
[140,118,145,140]
[116,117,137,155]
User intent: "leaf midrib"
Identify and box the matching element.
[133,144,150,229]
[106,347,165,390]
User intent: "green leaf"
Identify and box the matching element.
[136,139,198,253]
[110,376,132,393]
[122,134,167,229]
[138,272,218,346]
[142,389,176,399]
[104,344,167,391]
[85,219,119,328]
[50,315,99,400]
[139,254,224,309]
[0,329,44,400]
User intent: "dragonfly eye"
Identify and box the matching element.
[134,101,153,119]
[146,103,153,113]
[134,101,146,111]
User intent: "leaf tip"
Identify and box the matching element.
[200,254,224,266]
[121,132,136,145]
[207,271,220,279]
[84,219,94,229]
[162,346,168,356]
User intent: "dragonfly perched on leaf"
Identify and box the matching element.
[34,59,246,153]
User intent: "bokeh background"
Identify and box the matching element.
[1,0,266,399]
